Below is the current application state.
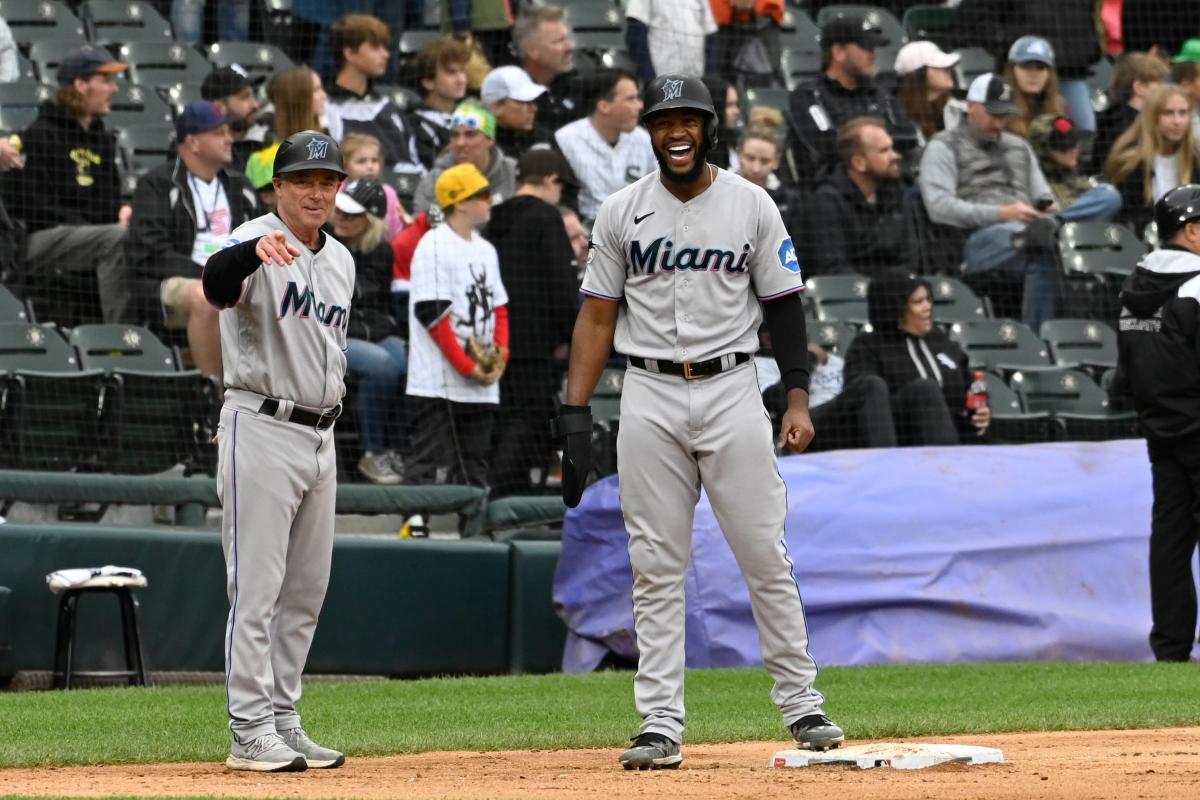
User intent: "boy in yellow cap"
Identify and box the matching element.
[403,163,511,487]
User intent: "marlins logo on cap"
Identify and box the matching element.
[306,138,329,161]
[661,79,684,102]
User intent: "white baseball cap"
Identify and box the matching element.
[893,41,960,77]
[481,65,547,104]
[966,72,1018,115]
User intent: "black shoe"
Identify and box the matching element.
[618,732,682,770]
[1012,215,1061,255]
[789,714,845,751]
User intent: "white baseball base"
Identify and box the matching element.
[771,743,1004,770]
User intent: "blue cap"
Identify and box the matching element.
[176,100,228,140]
[1008,35,1055,67]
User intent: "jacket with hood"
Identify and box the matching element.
[844,270,976,441]
[8,100,121,233]
[1116,245,1200,440]
[345,234,398,343]
[325,81,425,176]
[809,164,915,278]
[482,194,578,362]
[1027,113,1098,208]
[411,146,517,215]
[124,158,259,325]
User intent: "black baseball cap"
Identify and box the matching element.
[202,66,253,101]
[819,15,890,50]
[336,177,387,218]
[967,73,1019,115]
[517,147,580,187]
[1048,116,1079,151]
[56,45,128,86]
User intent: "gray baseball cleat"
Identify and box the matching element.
[280,727,346,769]
[789,714,845,751]
[225,732,308,772]
[619,732,683,770]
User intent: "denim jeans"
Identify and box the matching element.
[1060,183,1123,222]
[346,336,407,452]
[1059,79,1096,132]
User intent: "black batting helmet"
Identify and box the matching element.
[273,130,346,180]
[1155,184,1200,243]
[641,73,719,146]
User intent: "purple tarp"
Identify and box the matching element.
[554,439,1164,671]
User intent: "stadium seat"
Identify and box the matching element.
[573,29,627,53]
[780,46,823,91]
[117,124,174,176]
[984,371,1052,444]
[778,9,822,90]
[69,323,177,372]
[79,0,173,44]
[574,46,637,75]
[928,275,987,324]
[0,323,110,471]
[1039,319,1118,372]
[0,106,38,134]
[744,86,790,114]
[163,82,204,114]
[1009,367,1136,441]
[119,41,212,90]
[374,83,422,112]
[1058,221,1146,279]
[207,41,294,85]
[902,4,954,46]
[557,0,623,30]
[805,274,871,323]
[0,0,86,49]
[107,81,175,128]
[397,29,439,55]
[948,319,1052,372]
[28,39,89,87]
[953,46,994,90]
[0,285,35,323]
[14,50,37,81]
[1088,56,1114,113]
[809,320,857,355]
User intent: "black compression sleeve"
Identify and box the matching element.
[763,291,811,392]
[202,236,264,309]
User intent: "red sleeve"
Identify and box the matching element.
[494,304,509,358]
[429,316,476,377]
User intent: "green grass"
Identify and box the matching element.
[1,662,1198,767]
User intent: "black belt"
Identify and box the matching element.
[259,398,342,430]
[628,352,751,380]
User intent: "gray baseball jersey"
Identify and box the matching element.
[581,168,803,362]
[218,213,355,409]
[583,167,826,746]
[212,212,353,749]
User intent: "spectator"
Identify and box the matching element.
[341,132,411,239]
[408,35,471,168]
[390,205,441,341]
[1028,114,1124,217]
[331,178,408,485]
[1003,36,1066,139]
[554,69,655,222]
[405,163,509,487]
[484,150,581,496]
[894,41,963,147]
[411,102,517,214]
[1105,84,1198,234]
[514,4,583,132]
[625,0,717,82]
[733,111,805,243]
[7,46,129,324]
[326,13,425,176]
[709,0,785,88]
[844,269,991,445]
[244,66,327,207]
[1093,52,1169,173]
[482,65,553,154]
[441,0,514,70]
[0,17,18,83]
[787,15,919,184]
[918,73,1061,328]
[559,204,588,276]
[809,117,915,278]
[701,75,742,170]
[1170,41,1200,142]
[201,66,263,173]
[125,101,259,379]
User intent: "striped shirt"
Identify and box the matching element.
[554,117,657,221]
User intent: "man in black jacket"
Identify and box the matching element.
[809,117,914,277]
[787,15,918,185]
[124,101,259,378]
[201,67,265,174]
[7,45,128,324]
[483,149,580,496]
[1116,184,1200,662]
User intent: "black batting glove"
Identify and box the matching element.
[550,404,592,508]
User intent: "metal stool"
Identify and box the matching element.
[47,569,150,689]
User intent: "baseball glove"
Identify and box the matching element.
[468,335,505,374]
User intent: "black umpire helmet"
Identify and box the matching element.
[641,73,719,147]
[1155,184,1200,242]
[273,130,347,180]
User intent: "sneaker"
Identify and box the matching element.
[280,727,345,769]
[359,451,402,485]
[400,513,428,539]
[225,732,308,772]
[789,714,845,751]
[619,732,682,770]
[1012,215,1061,254]
[384,450,406,478]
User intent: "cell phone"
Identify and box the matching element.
[1035,197,1054,211]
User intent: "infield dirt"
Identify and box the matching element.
[2,727,1196,799]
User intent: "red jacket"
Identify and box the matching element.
[391,211,433,287]
[709,0,784,26]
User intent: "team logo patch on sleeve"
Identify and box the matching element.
[777,237,800,274]
[221,238,240,249]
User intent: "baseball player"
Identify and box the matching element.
[554,74,843,770]
[202,131,353,772]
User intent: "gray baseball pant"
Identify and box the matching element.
[617,361,825,744]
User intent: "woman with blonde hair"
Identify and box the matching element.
[244,66,328,200]
[1105,84,1198,233]
[1003,35,1066,139]
[341,132,411,239]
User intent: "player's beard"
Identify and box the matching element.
[655,136,713,185]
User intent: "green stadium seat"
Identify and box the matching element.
[948,319,1052,372]
[1039,318,1118,372]
[1009,367,1137,441]
[0,0,86,49]
[984,372,1052,444]
[206,41,294,85]
[79,0,173,44]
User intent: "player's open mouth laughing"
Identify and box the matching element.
[666,141,695,170]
